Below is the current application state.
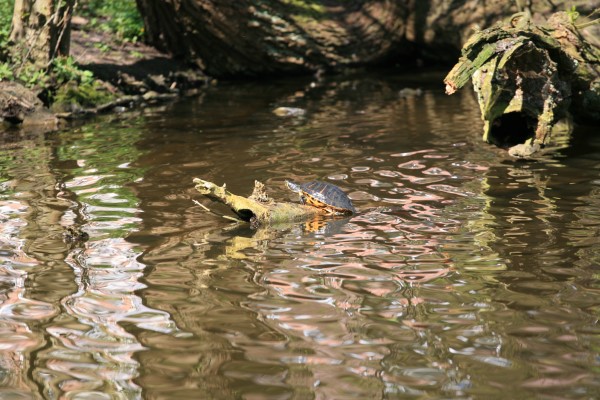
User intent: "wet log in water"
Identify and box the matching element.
[193,178,324,225]
[444,11,600,156]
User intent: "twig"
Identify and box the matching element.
[575,17,600,30]
[192,199,241,222]
[16,16,53,76]
[54,93,181,120]
[50,0,74,62]
[14,0,75,74]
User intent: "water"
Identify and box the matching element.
[1,71,599,399]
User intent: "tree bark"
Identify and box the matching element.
[9,0,75,68]
[134,0,408,76]
[134,0,598,77]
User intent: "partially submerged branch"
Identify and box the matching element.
[193,178,325,225]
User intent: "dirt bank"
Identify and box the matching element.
[0,16,210,132]
[69,16,210,97]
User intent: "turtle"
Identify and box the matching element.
[285,180,356,215]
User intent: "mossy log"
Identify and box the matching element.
[0,81,58,127]
[193,178,325,225]
[444,11,600,154]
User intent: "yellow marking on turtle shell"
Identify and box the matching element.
[303,193,351,215]
[305,196,324,208]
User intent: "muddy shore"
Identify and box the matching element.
[0,16,211,132]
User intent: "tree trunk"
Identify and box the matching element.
[135,0,410,76]
[134,0,597,77]
[9,0,75,69]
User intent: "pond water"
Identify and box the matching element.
[1,71,599,399]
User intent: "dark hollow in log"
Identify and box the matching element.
[444,11,600,154]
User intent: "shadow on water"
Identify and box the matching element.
[0,69,599,399]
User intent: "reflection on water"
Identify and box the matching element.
[1,71,600,398]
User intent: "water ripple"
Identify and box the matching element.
[0,75,599,399]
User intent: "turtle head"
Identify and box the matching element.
[285,180,301,193]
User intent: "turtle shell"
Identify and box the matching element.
[286,180,356,215]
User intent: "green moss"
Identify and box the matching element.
[51,80,115,112]
[279,0,326,21]
[281,0,325,14]
[48,57,115,110]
